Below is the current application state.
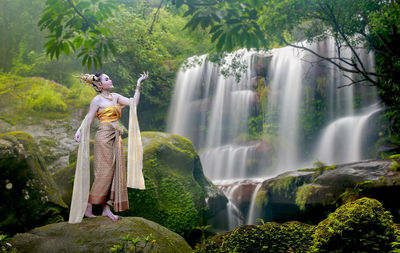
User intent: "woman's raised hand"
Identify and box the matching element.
[137,72,149,84]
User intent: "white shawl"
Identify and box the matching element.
[68,98,145,224]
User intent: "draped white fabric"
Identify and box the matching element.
[127,98,145,189]
[68,116,90,224]
[68,98,145,223]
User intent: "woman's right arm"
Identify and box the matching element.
[74,97,99,142]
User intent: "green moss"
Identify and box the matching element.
[268,176,304,199]
[120,132,208,238]
[295,184,318,211]
[255,189,269,208]
[310,198,396,253]
[391,161,400,172]
[389,154,400,159]
[195,221,314,253]
[0,73,93,125]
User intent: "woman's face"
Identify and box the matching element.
[99,74,114,90]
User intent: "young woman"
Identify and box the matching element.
[70,72,148,223]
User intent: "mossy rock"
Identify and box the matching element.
[310,197,396,253]
[10,216,192,253]
[0,131,67,236]
[123,132,225,238]
[195,221,314,253]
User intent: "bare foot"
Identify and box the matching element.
[84,203,96,218]
[102,204,118,222]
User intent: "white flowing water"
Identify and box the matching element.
[246,182,263,224]
[167,39,380,230]
[315,104,381,164]
[266,46,304,171]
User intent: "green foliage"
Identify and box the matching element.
[310,198,396,253]
[195,222,314,253]
[38,0,118,69]
[27,83,67,112]
[0,234,15,252]
[0,73,92,125]
[110,233,157,253]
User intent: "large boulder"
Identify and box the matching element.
[10,216,192,253]
[53,131,227,238]
[256,158,400,223]
[0,131,68,235]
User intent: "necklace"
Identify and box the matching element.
[100,93,113,101]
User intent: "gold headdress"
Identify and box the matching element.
[75,74,102,92]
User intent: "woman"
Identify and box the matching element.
[69,72,148,223]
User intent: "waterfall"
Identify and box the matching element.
[167,38,380,230]
[315,104,381,164]
[266,46,304,171]
[246,182,263,224]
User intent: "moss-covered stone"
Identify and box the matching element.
[195,221,314,253]
[310,197,396,253]
[10,216,192,253]
[122,132,224,238]
[0,131,67,236]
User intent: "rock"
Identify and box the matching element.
[0,75,94,173]
[252,54,272,78]
[0,131,68,235]
[53,131,227,238]
[256,158,400,223]
[10,216,192,253]
[124,132,227,237]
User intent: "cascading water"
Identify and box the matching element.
[167,38,380,231]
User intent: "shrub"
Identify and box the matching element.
[195,222,314,253]
[310,197,396,253]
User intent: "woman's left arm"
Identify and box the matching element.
[116,72,149,106]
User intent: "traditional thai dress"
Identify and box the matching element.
[69,97,145,224]
[88,105,128,211]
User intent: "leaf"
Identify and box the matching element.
[209,24,222,34]
[44,39,56,48]
[225,31,233,52]
[216,33,226,51]
[63,42,70,56]
[87,56,92,70]
[93,56,98,69]
[211,30,223,43]
[82,54,89,66]
[74,36,84,48]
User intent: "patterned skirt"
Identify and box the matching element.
[88,123,129,212]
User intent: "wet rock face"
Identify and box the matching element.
[10,217,192,253]
[256,158,400,223]
[0,131,68,236]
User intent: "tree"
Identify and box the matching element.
[38,0,118,70]
[180,0,400,107]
